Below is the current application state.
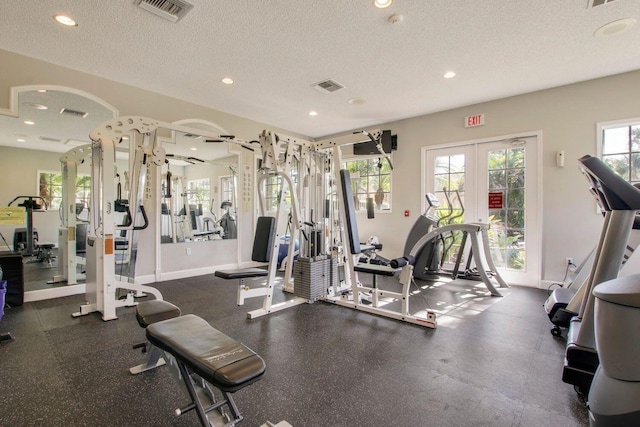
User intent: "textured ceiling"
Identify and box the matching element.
[1,0,639,141]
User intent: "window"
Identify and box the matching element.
[38,171,91,211]
[219,175,236,210]
[187,178,211,212]
[262,157,299,213]
[343,157,392,212]
[599,119,640,184]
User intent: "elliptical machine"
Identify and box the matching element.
[403,193,443,280]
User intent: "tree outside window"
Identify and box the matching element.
[343,158,392,212]
[187,178,211,212]
[601,123,640,184]
[38,171,91,211]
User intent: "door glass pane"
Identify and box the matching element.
[489,170,505,189]
[433,154,466,264]
[487,148,525,271]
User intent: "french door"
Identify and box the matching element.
[423,134,541,286]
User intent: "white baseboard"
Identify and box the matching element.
[23,284,86,302]
[159,262,245,282]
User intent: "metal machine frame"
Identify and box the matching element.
[73,117,246,321]
[236,128,438,328]
[50,144,92,285]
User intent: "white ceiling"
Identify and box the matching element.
[1,0,639,141]
[0,89,234,162]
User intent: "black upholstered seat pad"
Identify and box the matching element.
[215,267,268,280]
[146,315,265,392]
[135,300,181,328]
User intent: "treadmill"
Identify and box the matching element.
[562,155,640,395]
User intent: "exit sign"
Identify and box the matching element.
[465,114,485,128]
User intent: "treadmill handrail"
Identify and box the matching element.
[578,155,640,211]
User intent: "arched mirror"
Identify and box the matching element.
[0,86,117,301]
[160,120,239,243]
[157,119,241,277]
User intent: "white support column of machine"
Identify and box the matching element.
[74,117,249,321]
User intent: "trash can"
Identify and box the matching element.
[0,280,6,321]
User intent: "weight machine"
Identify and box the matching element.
[73,117,248,321]
[234,128,437,328]
[50,144,92,285]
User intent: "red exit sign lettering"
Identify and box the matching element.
[465,114,485,128]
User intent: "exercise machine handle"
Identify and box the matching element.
[133,205,149,231]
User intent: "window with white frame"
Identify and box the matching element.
[263,157,299,214]
[599,118,640,184]
[187,178,211,212]
[38,170,91,211]
[219,175,236,210]
[343,157,392,212]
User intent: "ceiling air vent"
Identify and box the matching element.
[59,108,88,118]
[135,0,194,23]
[312,79,345,94]
[39,136,62,142]
[588,0,615,8]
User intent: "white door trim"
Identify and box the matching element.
[421,131,543,287]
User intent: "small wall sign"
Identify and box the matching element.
[465,114,485,128]
[488,192,503,209]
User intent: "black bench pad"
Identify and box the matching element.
[136,300,181,328]
[215,268,268,280]
[354,263,398,277]
[146,315,266,393]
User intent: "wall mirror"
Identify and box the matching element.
[0,86,117,300]
[159,120,239,244]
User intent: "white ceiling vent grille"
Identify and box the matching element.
[312,79,345,94]
[588,0,615,8]
[59,108,88,118]
[135,0,194,23]
[40,136,62,142]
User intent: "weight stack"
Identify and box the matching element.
[292,256,337,301]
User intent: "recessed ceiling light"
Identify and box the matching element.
[24,120,35,125]
[17,138,26,142]
[348,97,367,105]
[190,147,197,151]
[221,77,234,85]
[443,71,456,79]
[37,89,47,93]
[594,18,637,38]
[374,0,393,8]
[309,111,318,116]
[53,15,78,27]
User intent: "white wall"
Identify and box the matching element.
[0,49,301,280]
[3,48,640,287]
[347,70,640,286]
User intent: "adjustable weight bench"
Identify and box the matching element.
[129,300,181,375]
[146,314,266,426]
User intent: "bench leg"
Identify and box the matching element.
[129,345,166,375]
[174,360,244,427]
